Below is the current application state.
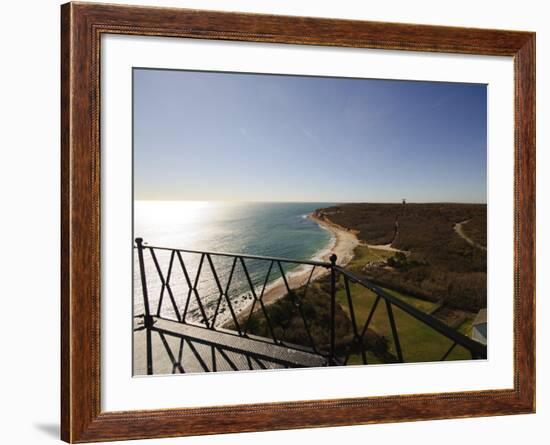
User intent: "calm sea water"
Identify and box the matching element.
[133,201,333,324]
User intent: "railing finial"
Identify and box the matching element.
[329,253,337,265]
[135,237,144,246]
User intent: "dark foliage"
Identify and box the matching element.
[463,213,487,247]
[244,280,389,359]
[316,203,487,311]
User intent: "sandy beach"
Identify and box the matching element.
[233,212,359,316]
[307,213,359,267]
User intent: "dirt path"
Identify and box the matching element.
[364,242,407,254]
[365,218,408,254]
[454,220,487,251]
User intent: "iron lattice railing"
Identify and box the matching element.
[135,238,487,374]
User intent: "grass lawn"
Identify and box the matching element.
[443,318,475,361]
[337,249,473,364]
[347,246,394,270]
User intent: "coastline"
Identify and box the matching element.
[307,212,359,268]
[232,211,359,316]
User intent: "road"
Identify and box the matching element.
[453,220,487,251]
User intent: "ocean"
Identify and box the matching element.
[133,201,333,324]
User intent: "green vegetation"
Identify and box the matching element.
[243,280,343,349]
[242,245,476,365]
[336,277,471,363]
[243,238,484,365]
[457,317,474,336]
[242,278,389,359]
[461,216,487,248]
[317,203,487,312]
[383,286,438,313]
[347,245,394,269]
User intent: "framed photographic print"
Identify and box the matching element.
[61,2,535,442]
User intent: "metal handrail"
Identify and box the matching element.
[336,267,487,360]
[138,242,333,268]
[135,238,487,374]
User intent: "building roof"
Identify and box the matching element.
[473,308,487,326]
[471,308,487,345]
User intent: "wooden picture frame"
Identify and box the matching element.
[61,2,535,442]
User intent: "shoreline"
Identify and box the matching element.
[307,212,359,268]
[229,211,360,321]
[313,211,408,254]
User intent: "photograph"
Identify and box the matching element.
[51,1,537,442]
[132,68,488,375]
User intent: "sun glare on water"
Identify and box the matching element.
[134,200,249,250]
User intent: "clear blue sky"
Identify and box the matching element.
[134,68,487,203]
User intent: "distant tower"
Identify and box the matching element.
[402,198,407,205]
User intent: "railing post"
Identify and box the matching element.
[136,237,153,375]
[329,254,337,365]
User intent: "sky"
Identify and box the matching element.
[133,68,487,203]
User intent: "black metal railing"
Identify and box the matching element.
[135,238,487,374]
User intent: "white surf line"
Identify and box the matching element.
[454,219,487,251]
